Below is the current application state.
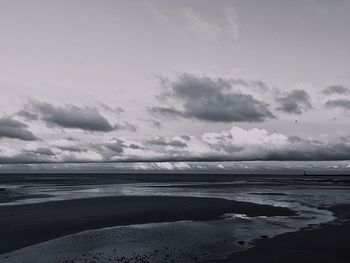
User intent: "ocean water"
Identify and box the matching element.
[0,173,349,263]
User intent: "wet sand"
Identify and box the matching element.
[0,195,295,255]
[210,204,350,263]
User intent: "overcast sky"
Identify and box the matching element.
[1,0,350,172]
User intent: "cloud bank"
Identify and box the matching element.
[1,125,350,164]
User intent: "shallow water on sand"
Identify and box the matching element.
[1,175,350,262]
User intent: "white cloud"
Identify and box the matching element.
[133,162,191,170]
[62,150,103,162]
[202,126,288,148]
[0,144,20,157]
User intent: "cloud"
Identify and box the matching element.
[24,143,55,156]
[104,139,128,153]
[106,126,350,163]
[16,110,39,121]
[28,101,115,132]
[49,138,85,152]
[265,136,350,161]
[30,147,55,156]
[113,122,137,132]
[183,4,240,41]
[325,99,350,110]
[148,107,187,119]
[199,128,350,162]
[323,85,350,95]
[276,90,312,114]
[184,9,223,40]
[0,139,103,164]
[202,126,288,153]
[144,1,239,42]
[2,124,350,164]
[146,136,188,148]
[104,138,142,154]
[96,103,124,114]
[0,143,54,164]
[150,74,275,123]
[60,150,103,163]
[190,126,291,161]
[133,162,191,171]
[0,117,38,141]
[150,119,162,129]
[0,144,20,158]
[200,128,350,161]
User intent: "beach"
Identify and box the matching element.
[0,195,295,255]
[210,204,350,263]
[0,173,349,262]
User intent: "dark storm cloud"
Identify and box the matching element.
[0,117,38,141]
[323,85,350,95]
[30,101,115,132]
[276,90,312,114]
[150,74,274,122]
[146,137,188,148]
[325,99,350,110]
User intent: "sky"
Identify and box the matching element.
[1,0,350,172]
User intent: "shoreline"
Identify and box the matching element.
[0,195,295,255]
[208,204,350,263]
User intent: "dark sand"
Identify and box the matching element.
[209,204,350,263]
[0,195,295,255]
